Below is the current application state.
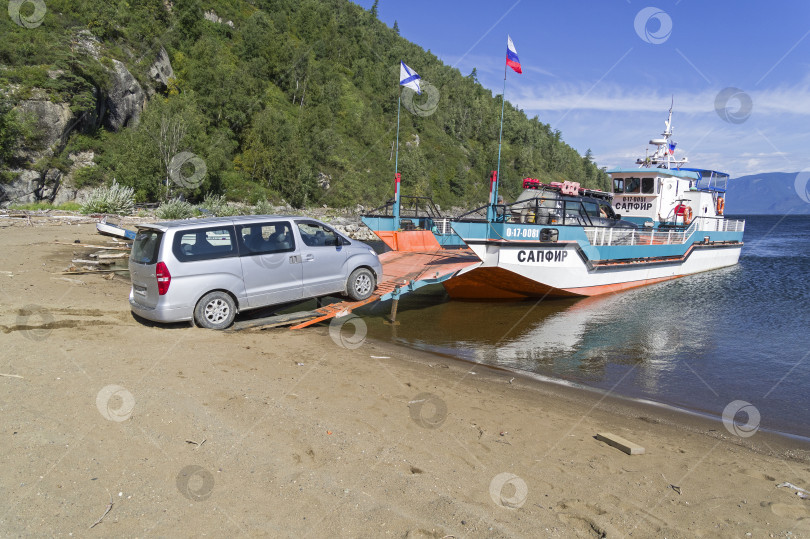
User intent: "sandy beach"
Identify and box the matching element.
[1,217,810,538]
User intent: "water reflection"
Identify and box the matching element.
[364,279,718,395]
[362,216,810,437]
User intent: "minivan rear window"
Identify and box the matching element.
[131,229,163,265]
[173,227,237,262]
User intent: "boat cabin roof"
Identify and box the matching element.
[606,167,700,180]
[678,168,729,180]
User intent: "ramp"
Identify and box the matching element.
[229,248,479,331]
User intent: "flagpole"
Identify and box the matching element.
[395,94,401,175]
[393,93,402,227]
[491,61,508,221]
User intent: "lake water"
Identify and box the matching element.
[362,215,810,439]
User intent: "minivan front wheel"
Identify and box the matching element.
[346,268,375,301]
[194,291,237,330]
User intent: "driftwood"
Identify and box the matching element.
[53,242,130,251]
[72,259,113,266]
[58,269,125,275]
[89,491,114,529]
[93,252,130,259]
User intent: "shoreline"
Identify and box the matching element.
[3,221,810,537]
[357,332,810,460]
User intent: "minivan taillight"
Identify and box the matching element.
[156,262,171,295]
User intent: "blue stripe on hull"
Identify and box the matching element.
[451,221,744,261]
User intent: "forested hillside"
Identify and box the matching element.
[0,0,610,208]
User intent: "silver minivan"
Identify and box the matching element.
[129,215,382,329]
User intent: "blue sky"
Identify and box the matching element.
[354,0,810,178]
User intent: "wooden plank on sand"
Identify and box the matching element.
[94,252,130,259]
[596,432,645,455]
[228,311,320,331]
[53,242,130,251]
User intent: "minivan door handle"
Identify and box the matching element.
[289,255,302,264]
[303,254,315,262]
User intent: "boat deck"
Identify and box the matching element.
[229,248,479,331]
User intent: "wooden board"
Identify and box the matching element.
[229,311,320,332]
[596,432,645,455]
[53,242,131,251]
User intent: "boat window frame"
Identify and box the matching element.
[582,201,600,218]
[624,177,641,194]
[562,199,593,226]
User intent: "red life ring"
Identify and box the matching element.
[716,197,725,215]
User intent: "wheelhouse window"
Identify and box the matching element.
[613,178,624,193]
[624,177,641,193]
[641,177,655,194]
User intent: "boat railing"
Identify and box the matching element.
[455,204,491,222]
[363,196,461,236]
[433,218,454,235]
[457,196,597,226]
[585,217,745,247]
[365,196,446,220]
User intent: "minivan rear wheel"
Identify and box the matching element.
[194,291,236,330]
[346,268,375,301]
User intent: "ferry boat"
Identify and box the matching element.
[362,108,745,299]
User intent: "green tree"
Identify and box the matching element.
[4,0,613,207]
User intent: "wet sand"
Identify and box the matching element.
[1,219,810,537]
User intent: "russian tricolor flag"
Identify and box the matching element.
[668,142,677,155]
[506,35,522,74]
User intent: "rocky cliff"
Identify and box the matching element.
[0,36,172,207]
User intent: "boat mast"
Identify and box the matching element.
[637,99,687,170]
[663,100,673,169]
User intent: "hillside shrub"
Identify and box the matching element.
[156,198,194,220]
[80,181,135,215]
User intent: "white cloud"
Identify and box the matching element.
[511,81,810,116]
[433,52,810,177]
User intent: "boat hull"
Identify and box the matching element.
[96,221,137,240]
[443,240,742,299]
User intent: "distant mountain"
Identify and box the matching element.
[726,172,810,215]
